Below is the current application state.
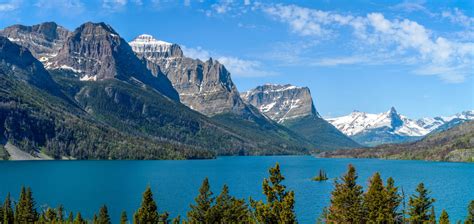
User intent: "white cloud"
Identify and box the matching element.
[102,0,127,11]
[181,45,276,77]
[35,0,84,15]
[312,56,369,66]
[0,0,21,12]
[441,8,474,28]
[261,4,474,83]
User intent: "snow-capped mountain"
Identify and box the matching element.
[241,84,319,123]
[327,108,474,146]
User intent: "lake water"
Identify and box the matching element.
[0,156,473,223]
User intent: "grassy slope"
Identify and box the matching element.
[282,115,361,151]
[319,121,474,162]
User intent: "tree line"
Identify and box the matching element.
[1,164,473,223]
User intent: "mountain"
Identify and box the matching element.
[0,36,218,160]
[320,120,474,162]
[129,34,250,117]
[130,34,313,154]
[241,84,360,150]
[327,108,474,146]
[0,22,313,159]
[0,22,70,61]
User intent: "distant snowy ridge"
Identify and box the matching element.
[327,108,474,137]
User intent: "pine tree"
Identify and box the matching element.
[134,186,161,224]
[0,197,3,224]
[364,172,386,222]
[439,209,450,224]
[68,211,74,223]
[57,204,65,222]
[3,193,14,224]
[73,212,85,224]
[327,164,365,223]
[466,200,474,224]
[251,163,297,224]
[120,211,128,224]
[210,185,250,223]
[96,205,111,224]
[384,177,402,223]
[187,178,214,223]
[15,186,38,223]
[408,183,435,223]
[45,207,57,222]
[429,206,436,224]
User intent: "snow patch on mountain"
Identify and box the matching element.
[327,108,474,137]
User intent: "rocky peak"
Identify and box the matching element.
[0,22,70,60]
[241,84,319,123]
[50,22,179,101]
[0,36,61,94]
[129,35,248,116]
[130,34,183,58]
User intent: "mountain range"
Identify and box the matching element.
[0,21,471,161]
[0,21,356,160]
[327,108,474,146]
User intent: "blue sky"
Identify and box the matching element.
[0,0,473,118]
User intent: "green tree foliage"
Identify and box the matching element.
[466,200,474,224]
[134,186,168,224]
[439,209,450,224]
[429,206,436,224]
[15,186,38,223]
[364,172,387,222]
[327,164,365,223]
[3,193,14,224]
[251,163,297,224]
[68,211,74,223]
[96,205,111,224]
[120,211,128,224]
[408,183,435,223]
[384,177,402,223]
[74,212,86,224]
[187,178,214,223]
[210,185,250,223]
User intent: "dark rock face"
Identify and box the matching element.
[49,22,179,101]
[0,36,60,94]
[241,84,319,122]
[130,34,249,116]
[0,22,70,60]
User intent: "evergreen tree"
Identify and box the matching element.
[15,186,38,223]
[408,183,435,223]
[439,209,450,224]
[73,212,85,224]
[251,163,297,224]
[466,200,474,224]
[93,214,98,224]
[187,178,214,223]
[120,211,128,224]
[364,172,386,222]
[68,211,74,223]
[97,205,111,224]
[3,193,14,224]
[384,177,402,223]
[45,207,57,222]
[57,204,64,222]
[210,185,250,223]
[327,164,365,223]
[134,186,162,224]
[429,206,436,224]
[0,197,3,224]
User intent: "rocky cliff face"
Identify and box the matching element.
[241,84,319,123]
[241,84,360,150]
[130,34,248,116]
[48,23,179,101]
[0,22,70,62]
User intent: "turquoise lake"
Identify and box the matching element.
[0,156,473,223]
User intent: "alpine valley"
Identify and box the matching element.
[0,21,472,162]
